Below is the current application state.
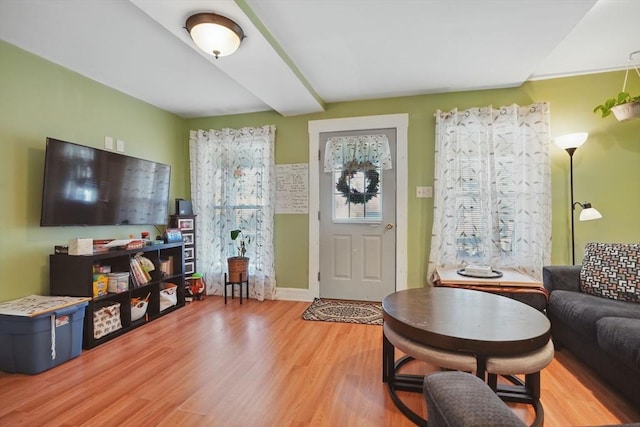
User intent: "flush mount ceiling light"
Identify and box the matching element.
[185,13,244,59]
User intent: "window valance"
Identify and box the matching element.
[323,134,392,172]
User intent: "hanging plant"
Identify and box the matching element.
[593,91,640,121]
[593,51,640,121]
[336,160,380,205]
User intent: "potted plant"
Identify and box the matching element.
[593,91,640,122]
[227,229,250,283]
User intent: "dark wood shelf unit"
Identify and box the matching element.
[49,242,185,349]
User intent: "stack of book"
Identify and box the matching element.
[129,256,154,288]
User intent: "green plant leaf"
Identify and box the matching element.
[616,92,630,103]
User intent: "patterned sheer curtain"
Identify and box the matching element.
[189,126,276,300]
[428,103,551,281]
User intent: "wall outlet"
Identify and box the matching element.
[104,136,114,150]
[116,139,125,152]
[416,186,433,198]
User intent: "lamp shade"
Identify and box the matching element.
[554,132,588,150]
[186,13,244,58]
[579,204,602,221]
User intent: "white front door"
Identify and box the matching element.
[307,114,408,303]
[319,129,396,301]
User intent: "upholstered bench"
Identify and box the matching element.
[483,339,554,426]
[383,323,477,426]
[383,323,477,372]
[424,371,526,427]
[486,339,555,398]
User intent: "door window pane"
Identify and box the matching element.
[332,167,382,222]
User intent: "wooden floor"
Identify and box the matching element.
[1,297,638,426]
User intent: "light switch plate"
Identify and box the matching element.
[104,136,114,150]
[416,186,433,198]
[116,139,125,152]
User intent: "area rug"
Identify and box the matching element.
[302,298,382,325]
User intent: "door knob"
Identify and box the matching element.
[386,223,394,230]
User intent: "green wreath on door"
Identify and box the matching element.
[335,160,380,205]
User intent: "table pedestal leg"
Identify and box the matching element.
[382,332,428,426]
[491,373,544,427]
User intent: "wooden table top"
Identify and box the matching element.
[382,287,550,356]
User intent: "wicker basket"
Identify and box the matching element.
[611,101,640,122]
[227,257,249,282]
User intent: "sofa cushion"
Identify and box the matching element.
[597,317,640,371]
[548,290,640,338]
[580,242,640,302]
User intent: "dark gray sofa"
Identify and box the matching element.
[543,265,640,408]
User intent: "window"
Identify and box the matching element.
[454,156,517,259]
[429,104,551,280]
[332,165,382,221]
[189,126,276,301]
[211,142,267,263]
[324,134,391,222]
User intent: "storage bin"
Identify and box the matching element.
[0,299,87,374]
[159,283,178,311]
[107,272,129,293]
[130,300,148,322]
[93,302,122,339]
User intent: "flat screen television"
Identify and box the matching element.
[40,137,171,226]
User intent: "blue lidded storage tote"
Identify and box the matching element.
[0,295,88,374]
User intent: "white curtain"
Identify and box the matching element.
[428,103,551,281]
[189,126,276,301]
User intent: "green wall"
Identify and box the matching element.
[1,38,638,302]
[0,41,189,302]
[189,72,639,289]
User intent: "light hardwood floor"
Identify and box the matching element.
[0,297,638,426]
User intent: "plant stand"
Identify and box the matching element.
[224,272,248,304]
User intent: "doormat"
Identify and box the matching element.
[302,298,382,325]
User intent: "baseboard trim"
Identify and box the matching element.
[276,287,314,302]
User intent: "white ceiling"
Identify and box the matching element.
[1,0,638,118]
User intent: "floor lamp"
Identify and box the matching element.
[555,133,603,265]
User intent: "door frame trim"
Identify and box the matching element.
[308,114,409,300]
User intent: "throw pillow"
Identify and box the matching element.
[580,242,639,303]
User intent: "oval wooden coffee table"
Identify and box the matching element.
[382,287,551,426]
